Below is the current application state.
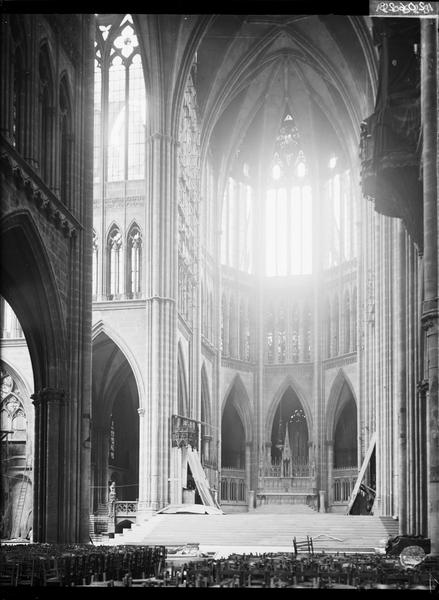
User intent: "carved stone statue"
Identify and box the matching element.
[108,481,116,517]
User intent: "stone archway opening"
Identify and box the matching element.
[330,381,359,507]
[0,298,34,542]
[258,386,315,510]
[220,383,248,509]
[221,400,245,469]
[334,395,357,469]
[91,332,139,516]
[270,387,309,467]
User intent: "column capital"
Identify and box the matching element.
[31,387,65,406]
[137,407,145,417]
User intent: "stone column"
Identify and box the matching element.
[395,223,407,533]
[245,441,252,501]
[31,387,65,543]
[326,440,334,506]
[421,18,438,554]
[141,131,178,515]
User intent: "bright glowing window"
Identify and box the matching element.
[265,113,312,276]
[221,177,254,274]
[95,14,146,183]
[265,185,312,276]
[324,169,356,269]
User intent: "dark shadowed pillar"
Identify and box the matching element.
[31,387,64,542]
[421,18,438,555]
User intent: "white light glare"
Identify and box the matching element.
[297,161,306,178]
[329,155,337,170]
[272,164,281,180]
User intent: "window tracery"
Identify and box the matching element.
[126,224,142,298]
[0,366,27,441]
[59,77,72,206]
[266,114,312,276]
[38,44,53,183]
[107,225,122,299]
[94,14,146,184]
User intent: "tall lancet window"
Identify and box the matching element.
[107,226,122,299]
[59,77,72,206]
[12,44,24,151]
[94,14,146,184]
[127,224,142,298]
[265,113,312,276]
[92,231,99,299]
[38,44,54,184]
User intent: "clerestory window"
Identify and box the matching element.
[94,14,146,185]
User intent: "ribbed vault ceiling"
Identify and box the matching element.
[195,14,376,176]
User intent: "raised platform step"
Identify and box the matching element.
[100,512,399,554]
[255,503,316,514]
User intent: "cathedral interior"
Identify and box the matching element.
[1,7,438,559]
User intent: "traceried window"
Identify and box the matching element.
[94,14,146,184]
[126,224,142,297]
[323,168,357,269]
[107,225,122,299]
[265,114,312,276]
[59,77,72,206]
[291,304,300,362]
[1,297,24,339]
[221,177,254,274]
[12,44,24,151]
[1,365,27,442]
[266,306,275,363]
[39,44,53,183]
[277,305,286,363]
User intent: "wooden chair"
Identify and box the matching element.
[293,536,314,556]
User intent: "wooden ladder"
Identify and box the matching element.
[12,454,32,537]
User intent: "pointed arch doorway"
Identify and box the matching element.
[220,377,252,511]
[91,331,140,524]
[259,386,316,509]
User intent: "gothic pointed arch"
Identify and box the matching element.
[91,320,145,402]
[265,375,312,444]
[91,325,140,507]
[1,211,67,390]
[267,380,311,465]
[221,373,253,444]
[326,368,357,440]
[221,374,252,473]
